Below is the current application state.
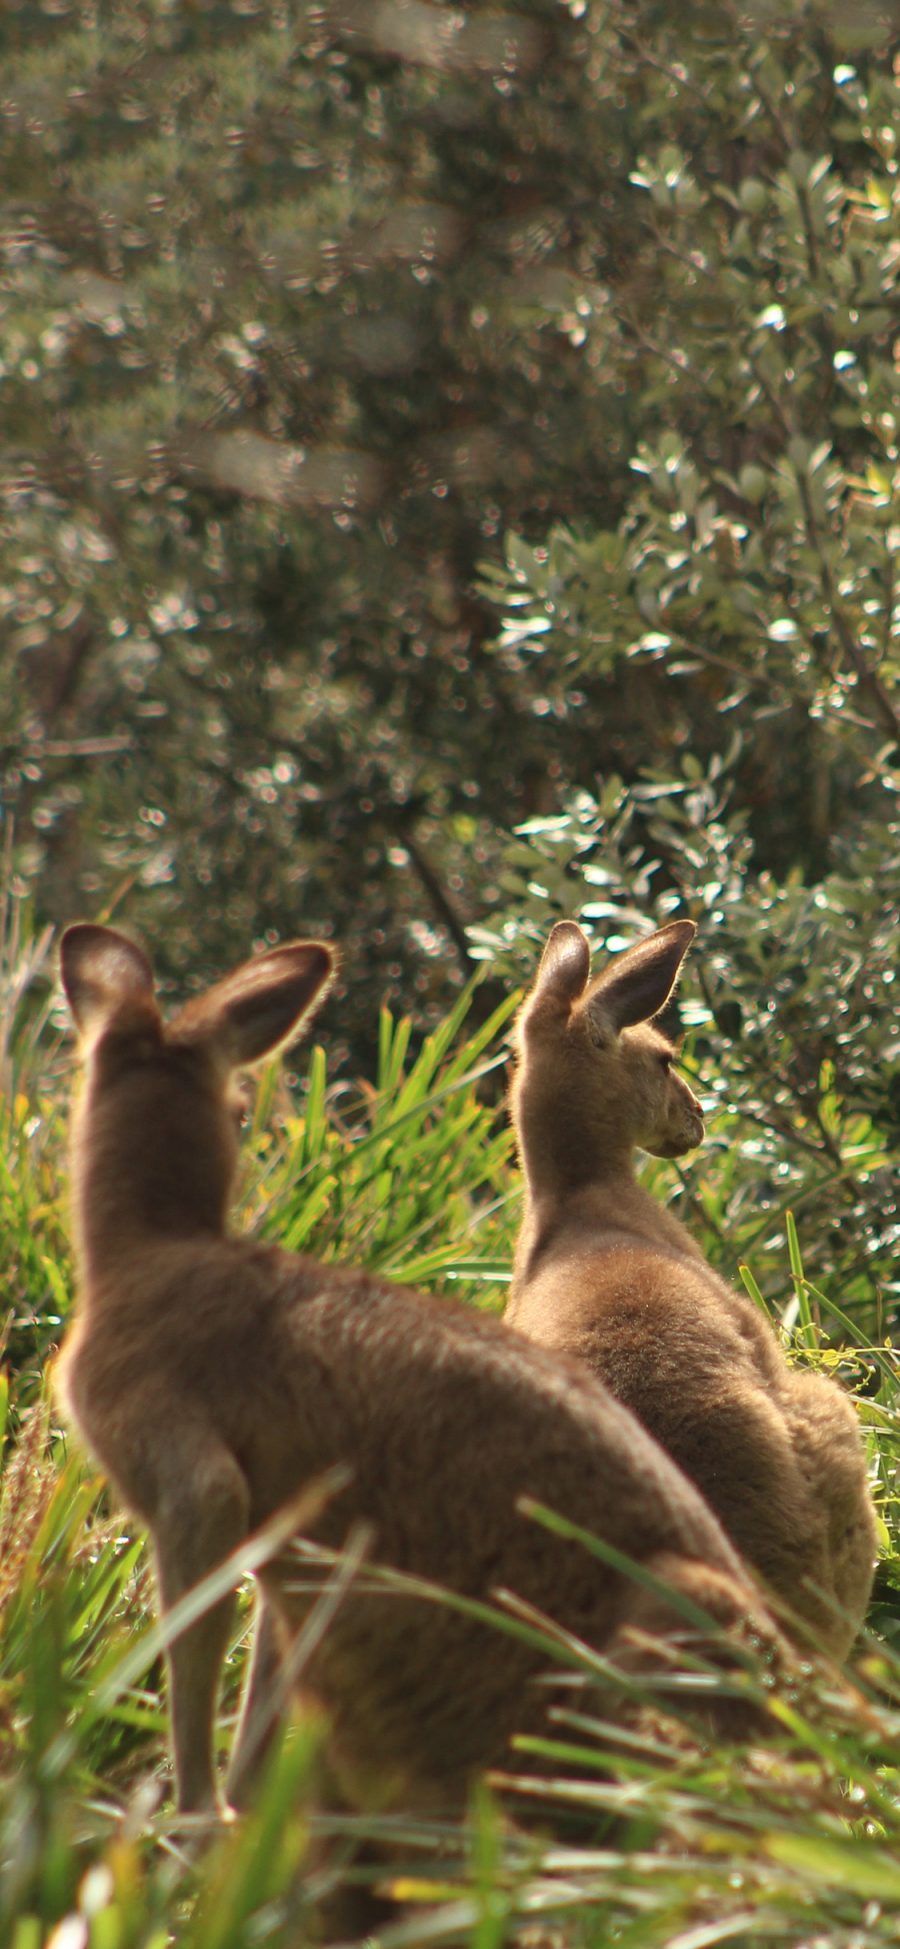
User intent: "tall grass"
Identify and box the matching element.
[239,983,519,1294]
[1,902,898,1946]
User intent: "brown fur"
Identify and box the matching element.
[504,918,878,1659]
[58,922,777,1829]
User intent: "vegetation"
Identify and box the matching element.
[1,887,899,1946]
[4,0,895,1052]
[2,0,899,1941]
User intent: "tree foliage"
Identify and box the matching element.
[467,0,900,1326]
[3,0,646,1032]
[3,0,893,1055]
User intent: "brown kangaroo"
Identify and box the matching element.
[504,918,878,1660]
[58,922,778,1831]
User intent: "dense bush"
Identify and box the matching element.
[2,0,896,1058]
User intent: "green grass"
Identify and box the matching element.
[2,905,899,1946]
[241,982,519,1294]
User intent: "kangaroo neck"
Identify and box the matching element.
[70,1095,228,1295]
[515,1156,700,1284]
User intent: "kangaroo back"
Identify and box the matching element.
[505,918,878,1659]
[58,922,780,1837]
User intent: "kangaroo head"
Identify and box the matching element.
[513,919,704,1186]
[61,924,335,1240]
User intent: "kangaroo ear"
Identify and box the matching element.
[586,920,696,1040]
[175,942,336,1067]
[60,924,156,1034]
[527,921,592,1023]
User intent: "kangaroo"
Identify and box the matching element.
[504,918,878,1660]
[58,922,779,1838]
